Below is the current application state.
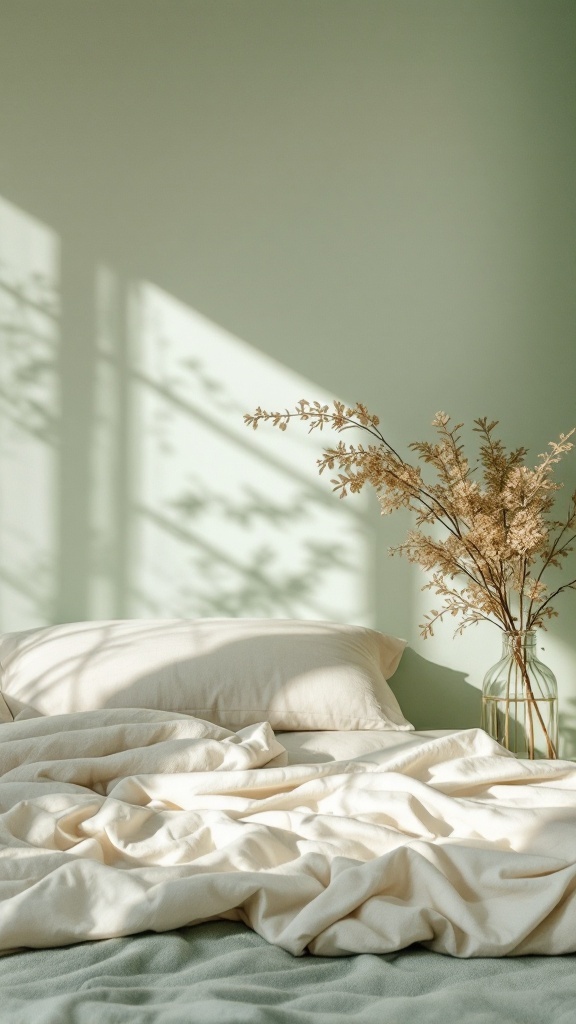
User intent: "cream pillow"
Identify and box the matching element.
[0,618,412,732]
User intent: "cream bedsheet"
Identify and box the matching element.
[1,708,575,958]
[278,728,455,764]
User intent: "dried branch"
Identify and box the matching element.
[245,400,576,639]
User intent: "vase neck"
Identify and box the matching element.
[502,630,537,658]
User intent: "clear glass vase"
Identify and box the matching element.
[481,631,558,759]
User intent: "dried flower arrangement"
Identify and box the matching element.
[245,400,576,758]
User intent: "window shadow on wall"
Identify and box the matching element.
[0,197,375,633]
[0,197,60,626]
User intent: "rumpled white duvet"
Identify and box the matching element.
[1,708,575,958]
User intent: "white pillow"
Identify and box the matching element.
[0,618,412,732]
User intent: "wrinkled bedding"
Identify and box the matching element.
[1,708,576,959]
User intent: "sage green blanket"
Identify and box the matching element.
[1,923,574,1024]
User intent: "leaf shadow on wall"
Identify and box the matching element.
[162,480,354,620]
[0,254,60,625]
[123,311,371,624]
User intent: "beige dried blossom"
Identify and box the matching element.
[245,401,576,639]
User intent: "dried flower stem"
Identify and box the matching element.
[245,401,575,639]
[245,401,575,758]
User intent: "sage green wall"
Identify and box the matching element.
[1,1,575,745]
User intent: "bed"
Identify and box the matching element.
[0,617,575,1023]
